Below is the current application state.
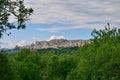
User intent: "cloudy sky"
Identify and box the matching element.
[0,0,120,48]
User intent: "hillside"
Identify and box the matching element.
[15,39,91,50]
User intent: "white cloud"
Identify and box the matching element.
[48,36,66,41]
[0,40,32,49]
[23,0,120,31]
[0,40,16,49]
[16,40,31,47]
[24,0,120,24]
[37,26,77,32]
[37,23,118,32]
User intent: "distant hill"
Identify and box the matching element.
[0,48,21,54]
[15,39,91,50]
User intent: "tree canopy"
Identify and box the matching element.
[0,24,120,80]
[0,0,33,38]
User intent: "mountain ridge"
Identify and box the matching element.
[15,39,91,50]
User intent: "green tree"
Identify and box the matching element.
[0,0,33,37]
[13,49,42,80]
[0,51,14,80]
[46,55,59,80]
[91,23,120,47]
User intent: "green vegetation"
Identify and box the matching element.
[0,0,33,38]
[0,24,120,80]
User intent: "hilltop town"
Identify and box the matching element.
[15,39,91,50]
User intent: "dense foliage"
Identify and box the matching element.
[0,24,120,80]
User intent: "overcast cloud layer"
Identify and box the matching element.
[25,0,120,27]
